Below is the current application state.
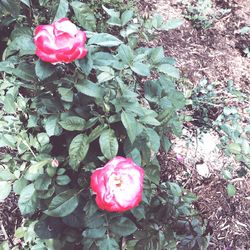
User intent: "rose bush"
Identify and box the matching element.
[91,156,144,212]
[34,18,87,64]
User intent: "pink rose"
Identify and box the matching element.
[90,156,144,212]
[34,18,87,64]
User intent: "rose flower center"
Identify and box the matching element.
[110,174,124,189]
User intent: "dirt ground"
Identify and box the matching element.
[137,0,250,249]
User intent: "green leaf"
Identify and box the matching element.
[25,160,49,181]
[0,169,15,181]
[164,92,185,110]
[0,181,11,201]
[0,61,14,74]
[53,0,68,21]
[227,143,241,154]
[69,134,89,170]
[35,217,64,239]
[0,134,16,148]
[83,227,106,239]
[97,70,115,83]
[102,5,121,27]
[84,200,98,217]
[75,80,104,98]
[146,163,161,184]
[239,26,250,34]
[1,0,20,17]
[131,206,145,220]
[45,189,78,217]
[99,129,118,159]
[102,5,120,18]
[30,243,47,250]
[162,18,184,30]
[241,139,250,155]
[92,52,116,67]
[162,137,171,153]
[107,16,122,26]
[10,26,32,39]
[145,128,160,153]
[121,10,134,26]
[110,217,137,237]
[84,117,99,130]
[14,227,27,239]
[84,211,105,228]
[44,115,62,137]
[56,175,71,185]
[7,35,35,57]
[34,174,52,190]
[131,62,150,76]
[71,1,96,30]
[152,14,164,29]
[12,63,36,81]
[18,184,37,215]
[4,94,16,113]
[227,183,236,197]
[121,111,137,144]
[59,116,86,131]
[158,64,180,78]
[88,124,108,142]
[76,56,93,75]
[117,44,134,65]
[58,87,73,102]
[135,237,159,250]
[35,60,55,80]
[222,170,232,180]
[150,47,165,65]
[168,182,182,197]
[37,133,50,146]
[127,148,141,166]
[139,116,160,126]
[88,33,123,47]
[96,238,119,250]
[0,241,9,250]
[21,0,30,7]
[62,206,85,228]
[13,177,28,194]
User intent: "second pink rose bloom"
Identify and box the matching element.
[34,18,88,64]
[90,156,144,212]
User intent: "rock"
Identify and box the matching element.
[196,163,210,178]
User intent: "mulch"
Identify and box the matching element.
[0,193,22,247]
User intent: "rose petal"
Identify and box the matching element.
[54,18,78,37]
[35,49,58,64]
[55,33,74,50]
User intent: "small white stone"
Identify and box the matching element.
[197,133,218,154]
[196,163,210,178]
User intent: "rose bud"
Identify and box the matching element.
[51,158,59,168]
[34,18,88,64]
[90,156,144,212]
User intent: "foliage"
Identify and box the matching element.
[186,78,250,195]
[0,0,209,249]
[180,0,231,29]
[237,26,250,58]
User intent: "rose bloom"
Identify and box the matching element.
[90,156,144,212]
[34,18,87,64]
